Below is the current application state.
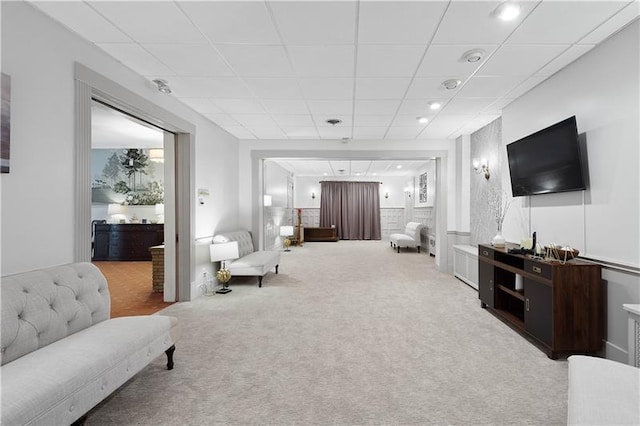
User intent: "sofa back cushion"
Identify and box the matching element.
[405,222,424,242]
[1,262,110,365]
[213,230,255,259]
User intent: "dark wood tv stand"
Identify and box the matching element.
[478,243,603,359]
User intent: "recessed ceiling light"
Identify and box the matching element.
[417,116,429,124]
[397,165,403,169]
[323,173,328,176]
[428,102,441,110]
[442,79,461,90]
[355,172,361,176]
[493,2,521,21]
[152,79,171,94]
[372,173,377,176]
[462,49,485,63]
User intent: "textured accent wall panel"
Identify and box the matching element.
[300,209,320,228]
[381,208,405,239]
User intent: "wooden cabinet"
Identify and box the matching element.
[92,224,164,261]
[478,244,602,359]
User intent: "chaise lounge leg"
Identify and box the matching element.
[418,246,420,253]
[258,276,263,288]
[390,241,393,247]
[71,414,88,426]
[275,265,279,274]
[397,246,400,253]
[165,345,175,370]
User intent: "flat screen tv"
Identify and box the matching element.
[507,116,585,197]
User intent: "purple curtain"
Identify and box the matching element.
[319,181,381,240]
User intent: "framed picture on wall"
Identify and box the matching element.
[415,169,435,207]
[419,172,428,203]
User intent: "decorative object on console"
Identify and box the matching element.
[489,190,513,248]
[545,244,580,263]
[209,241,240,294]
[280,225,294,251]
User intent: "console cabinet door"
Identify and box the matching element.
[524,278,552,346]
[478,260,494,308]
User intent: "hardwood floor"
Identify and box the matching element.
[93,261,174,318]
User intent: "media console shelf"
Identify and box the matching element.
[478,243,603,359]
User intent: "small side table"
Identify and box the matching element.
[623,304,640,367]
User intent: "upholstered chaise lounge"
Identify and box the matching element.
[1,262,178,426]
[213,230,280,287]
[389,222,424,253]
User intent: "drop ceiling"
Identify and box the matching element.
[30,1,639,141]
[270,159,433,178]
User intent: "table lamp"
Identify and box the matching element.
[209,241,239,294]
[280,225,294,251]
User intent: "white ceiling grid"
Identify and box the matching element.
[30,0,638,141]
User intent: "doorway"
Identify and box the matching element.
[90,100,173,317]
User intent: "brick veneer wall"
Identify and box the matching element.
[149,245,164,293]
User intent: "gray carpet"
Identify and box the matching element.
[87,241,567,425]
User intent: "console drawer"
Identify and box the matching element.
[479,246,494,260]
[525,260,552,280]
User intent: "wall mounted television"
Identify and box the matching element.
[507,116,586,197]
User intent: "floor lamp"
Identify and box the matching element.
[280,225,294,251]
[209,241,239,294]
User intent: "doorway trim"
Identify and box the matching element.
[74,63,195,301]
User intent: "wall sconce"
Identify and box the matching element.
[404,187,412,197]
[385,192,389,199]
[311,192,316,199]
[473,158,490,179]
[263,195,272,207]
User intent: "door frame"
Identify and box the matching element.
[74,63,195,301]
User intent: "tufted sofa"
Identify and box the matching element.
[1,262,178,426]
[212,230,280,287]
[389,222,424,253]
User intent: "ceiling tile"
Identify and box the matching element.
[179,2,280,44]
[179,98,223,114]
[203,114,239,127]
[269,1,357,45]
[358,2,447,44]
[483,98,515,115]
[440,98,497,114]
[282,127,321,139]
[397,99,443,115]
[216,45,293,77]
[422,114,476,138]
[418,126,456,139]
[478,45,569,76]
[357,45,425,77]
[355,99,401,115]
[272,115,315,127]
[385,127,423,139]
[246,126,287,139]
[392,115,433,126]
[456,76,529,98]
[318,127,352,139]
[288,46,356,78]
[243,78,303,99]
[88,1,206,43]
[353,115,393,127]
[32,1,132,43]
[298,78,354,99]
[97,43,175,76]
[405,78,458,100]
[352,127,389,139]
[417,44,499,78]
[261,100,309,115]
[306,100,353,115]
[230,114,276,127]
[580,1,640,44]
[219,126,256,139]
[212,99,266,114]
[170,77,253,98]
[355,78,411,99]
[536,45,595,76]
[433,1,538,44]
[142,44,234,77]
[507,1,630,44]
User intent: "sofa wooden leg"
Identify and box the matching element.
[418,246,421,253]
[165,345,175,370]
[258,276,263,288]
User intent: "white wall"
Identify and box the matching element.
[1,3,239,286]
[500,21,639,362]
